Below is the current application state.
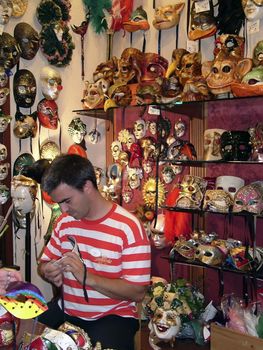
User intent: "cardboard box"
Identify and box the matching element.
[211,323,263,350]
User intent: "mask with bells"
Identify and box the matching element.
[14,22,39,60]
[0,143,7,160]
[40,66,62,101]
[194,244,225,266]
[150,214,167,249]
[0,66,8,87]
[233,181,263,215]
[13,111,37,139]
[176,175,207,209]
[0,184,9,204]
[203,189,233,213]
[37,98,58,129]
[203,128,226,161]
[68,118,87,144]
[13,69,36,108]
[242,0,263,21]
[152,3,185,30]
[216,175,245,199]
[0,307,19,347]
[0,32,21,70]
[0,162,9,180]
[0,112,11,132]
[0,87,8,106]
[0,0,12,25]
[220,130,252,161]
[11,175,38,215]
[141,53,168,83]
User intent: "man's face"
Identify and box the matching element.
[50,183,90,220]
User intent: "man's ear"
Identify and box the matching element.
[83,180,93,193]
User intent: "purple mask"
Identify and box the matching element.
[233,182,263,215]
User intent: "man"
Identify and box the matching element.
[0,268,22,295]
[38,154,151,350]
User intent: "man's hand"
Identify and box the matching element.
[56,251,85,285]
[40,261,64,287]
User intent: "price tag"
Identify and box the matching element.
[187,39,199,53]
[247,20,260,34]
[148,106,160,115]
[195,0,210,13]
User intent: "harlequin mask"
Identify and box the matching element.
[122,185,133,204]
[188,0,216,41]
[203,189,233,213]
[37,98,58,129]
[0,112,11,132]
[11,175,38,215]
[176,175,207,209]
[142,177,166,209]
[0,184,9,204]
[111,140,122,161]
[0,308,18,347]
[150,307,182,342]
[0,32,21,70]
[220,130,252,161]
[14,22,39,60]
[203,128,226,161]
[194,244,225,266]
[0,66,8,87]
[11,0,28,17]
[242,0,263,21]
[152,3,185,30]
[13,69,36,108]
[0,0,12,25]
[13,153,35,176]
[141,53,168,82]
[0,143,7,160]
[82,79,108,109]
[123,5,150,32]
[127,167,143,189]
[150,214,167,249]
[40,140,60,161]
[214,35,245,61]
[233,182,263,215]
[13,111,37,139]
[133,119,146,140]
[216,175,245,199]
[68,117,87,144]
[0,87,9,105]
[161,166,175,184]
[0,162,9,180]
[40,66,62,100]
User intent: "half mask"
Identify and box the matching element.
[14,22,39,60]
[13,69,36,108]
[233,181,263,215]
[37,98,58,129]
[194,244,225,266]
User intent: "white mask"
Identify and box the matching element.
[216,175,245,199]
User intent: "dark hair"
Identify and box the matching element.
[41,154,98,194]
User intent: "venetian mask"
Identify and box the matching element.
[194,244,225,266]
[142,159,154,174]
[150,214,167,249]
[161,166,175,184]
[14,22,39,60]
[0,308,18,347]
[106,82,132,108]
[93,56,118,85]
[122,186,133,204]
[11,175,38,215]
[141,136,156,160]
[0,112,11,132]
[176,175,207,209]
[129,142,143,166]
[188,0,216,41]
[0,0,12,25]
[58,322,91,349]
[13,153,35,176]
[13,111,37,139]
[148,121,157,135]
[68,118,87,144]
[40,66,62,100]
[141,53,168,82]
[111,140,122,161]
[40,140,60,161]
[174,119,186,138]
[93,167,104,186]
[142,178,166,209]
[123,5,150,32]
[249,123,263,161]
[0,143,7,160]
[0,162,9,180]
[203,189,233,213]
[253,40,263,66]
[216,175,245,199]
[107,163,122,187]
[203,128,226,161]
[37,98,58,129]
[11,0,28,17]
[242,0,263,21]
[0,66,8,87]
[150,307,182,342]
[114,48,143,84]
[127,167,143,190]
[152,3,185,30]
[214,35,245,61]
[82,79,108,109]
[178,52,202,86]
[220,130,252,161]
[0,86,8,105]
[0,184,9,204]
[0,32,21,70]
[157,116,171,140]
[13,69,36,108]
[126,133,135,150]
[173,238,197,260]
[133,119,146,140]
[233,181,263,215]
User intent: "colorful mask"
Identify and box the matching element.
[203,189,233,213]
[0,162,9,180]
[173,238,197,260]
[0,308,18,347]
[40,66,62,100]
[214,34,245,61]
[11,175,38,215]
[161,166,175,184]
[233,181,263,215]
[242,0,263,21]
[188,0,216,41]
[114,47,143,84]
[216,175,245,199]
[37,98,58,129]
[152,3,185,30]
[58,322,92,349]
[150,214,167,249]
[176,175,207,209]
[129,142,143,166]
[68,117,87,144]
[123,5,150,32]
[232,65,263,98]
[174,119,186,138]
[0,32,21,70]
[14,22,39,60]
[141,53,168,82]
[93,56,118,85]
[178,52,202,86]
[0,66,8,87]
[107,163,122,187]
[127,167,143,190]
[142,177,166,209]
[67,144,87,159]
[37,328,79,350]
[0,112,11,132]
[11,0,28,17]
[0,0,12,25]
[182,76,211,101]
[140,136,156,160]
[82,79,108,109]
[111,140,122,161]
[13,111,37,139]
[106,82,132,109]
[0,143,7,160]
[133,119,146,140]
[203,128,226,161]
[122,185,133,204]
[0,87,9,105]
[13,69,36,108]
[13,153,35,176]
[0,184,9,204]
[220,130,252,161]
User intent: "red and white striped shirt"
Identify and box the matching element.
[40,203,151,320]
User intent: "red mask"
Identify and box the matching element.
[37,98,58,129]
[141,53,168,82]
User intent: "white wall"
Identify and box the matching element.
[4,0,263,300]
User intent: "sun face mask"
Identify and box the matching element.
[233,181,263,215]
[14,22,39,60]
[152,3,185,30]
[37,98,58,129]
[13,69,36,108]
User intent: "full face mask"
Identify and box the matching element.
[111,140,122,162]
[11,0,28,17]
[176,175,207,209]
[37,98,58,129]
[0,86,9,105]
[0,161,9,180]
[114,48,143,85]
[141,53,168,83]
[216,175,245,199]
[220,130,252,161]
[40,66,62,100]
[68,118,87,144]
[0,32,21,70]
[150,214,167,249]
[152,3,185,30]
[0,66,8,87]
[13,69,36,108]
[0,143,7,160]
[203,189,233,213]
[242,0,263,21]
[14,22,39,60]
[0,184,9,204]
[11,175,38,215]
[40,140,60,161]
[203,128,226,161]
[249,123,263,161]
[233,181,263,215]
[127,167,143,190]
[133,119,146,140]
[13,111,37,139]
[0,0,12,25]
[0,112,11,132]
[122,186,133,204]
[82,79,108,109]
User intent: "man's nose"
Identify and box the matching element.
[59,202,68,213]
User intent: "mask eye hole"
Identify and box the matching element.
[228,187,236,193]
[222,65,231,73]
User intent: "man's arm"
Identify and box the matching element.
[38,260,64,287]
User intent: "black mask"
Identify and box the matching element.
[0,32,21,70]
[220,131,252,161]
[13,69,36,108]
[14,22,39,60]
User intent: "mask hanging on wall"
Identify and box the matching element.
[13,69,36,108]
[11,0,28,17]
[13,111,37,139]
[40,66,63,101]
[0,0,12,26]
[68,117,87,145]
[37,98,58,130]
[0,111,11,132]
[0,32,21,70]
[14,22,39,60]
